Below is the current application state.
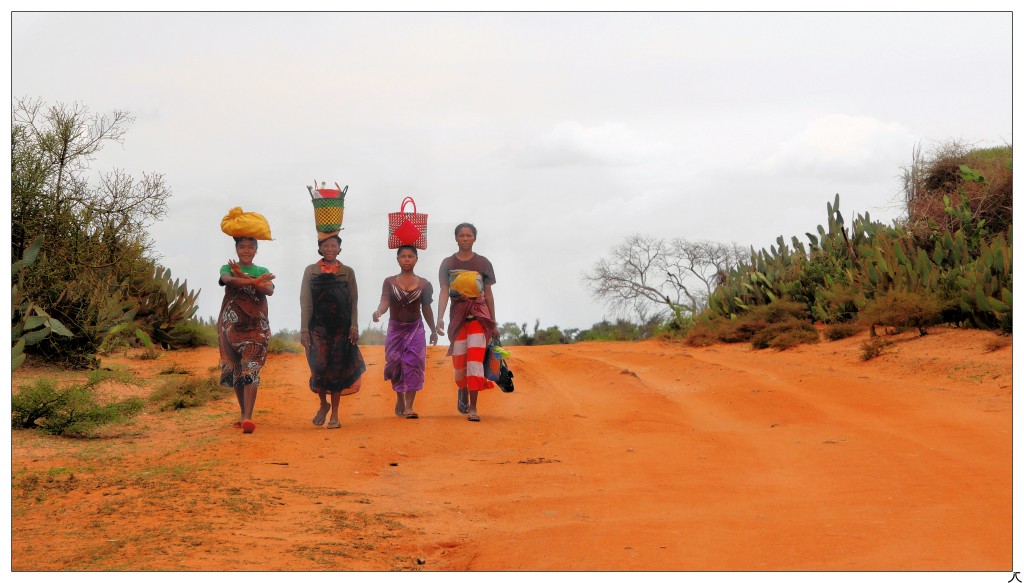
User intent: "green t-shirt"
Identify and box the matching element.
[219,264,270,284]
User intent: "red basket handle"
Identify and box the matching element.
[400,196,417,214]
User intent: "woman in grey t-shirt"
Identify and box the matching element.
[436,223,497,422]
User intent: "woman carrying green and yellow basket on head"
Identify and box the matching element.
[300,181,365,430]
[300,234,366,429]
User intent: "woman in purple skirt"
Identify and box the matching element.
[372,245,438,418]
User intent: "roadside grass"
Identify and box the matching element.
[10,363,240,565]
[149,374,230,411]
[11,453,261,570]
[293,507,419,570]
[984,335,1012,352]
[159,364,192,375]
[10,348,367,570]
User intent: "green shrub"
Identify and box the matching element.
[170,318,218,348]
[746,302,819,350]
[149,375,229,411]
[683,318,721,347]
[824,322,861,341]
[718,317,764,343]
[859,291,944,336]
[659,314,695,338]
[533,326,569,345]
[266,329,304,353]
[751,320,820,350]
[357,326,386,346]
[268,336,304,354]
[12,379,144,437]
[684,301,819,350]
[576,319,656,342]
[860,337,893,361]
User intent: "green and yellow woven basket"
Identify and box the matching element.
[312,197,345,233]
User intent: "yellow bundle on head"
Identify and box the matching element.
[221,207,273,240]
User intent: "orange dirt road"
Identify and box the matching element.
[10,329,1012,571]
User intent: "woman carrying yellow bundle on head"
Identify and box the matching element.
[218,208,275,434]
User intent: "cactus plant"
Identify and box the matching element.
[131,265,201,349]
[12,236,73,370]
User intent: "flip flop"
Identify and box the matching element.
[405,411,419,419]
[312,408,328,427]
[467,413,481,422]
[457,388,470,414]
[326,420,341,429]
[242,420,256,433]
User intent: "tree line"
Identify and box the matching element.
[585,140,1012,349]
[12,98,202,369]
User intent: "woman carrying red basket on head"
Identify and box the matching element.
[372,245,438,419]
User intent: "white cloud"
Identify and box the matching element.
[517,121,670,168]
[759,114,917,183]
[9,13,1011,335]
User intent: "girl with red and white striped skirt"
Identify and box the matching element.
[436,223,497,422]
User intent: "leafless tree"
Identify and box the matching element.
[584,234,749,326]
[12,97,169,265]
[664,239,749,314]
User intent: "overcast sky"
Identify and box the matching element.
[10,11,1013,340]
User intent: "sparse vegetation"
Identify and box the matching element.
[12,378,144,437]
[824,322,861,341]
[158,364,192,375]
[860,337,893,361]
[149,375,229,411]
[12,97,199,369]
[268,336,304,354]
[358,326,386,346]
[902,141,1012,242]
[675,143,1011,350]
[859,290,944,337]
[168,317,219,348]
[685,301,818,350]
[984,335,1012,352]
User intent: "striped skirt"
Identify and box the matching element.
[451,319,494,391]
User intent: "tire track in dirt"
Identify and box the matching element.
[11,331,1011,571]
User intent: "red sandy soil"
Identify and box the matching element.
[10,328,1012,571]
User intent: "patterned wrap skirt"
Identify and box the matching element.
[218,285,270,390]
[306,273,366,395]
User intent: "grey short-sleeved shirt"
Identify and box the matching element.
[438,254,496,289]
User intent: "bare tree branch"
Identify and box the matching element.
[585,234,749,326]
